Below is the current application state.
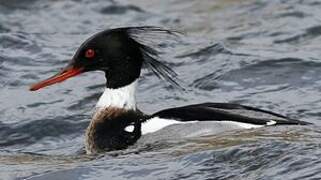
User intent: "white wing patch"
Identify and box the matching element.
[266,120,277,125]
[141,117,196,135]
[140,117,277,135]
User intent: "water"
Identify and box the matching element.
[1,0,321,179]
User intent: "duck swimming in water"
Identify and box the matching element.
[30,27,309,154]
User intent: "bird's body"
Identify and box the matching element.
[30,27,310,154]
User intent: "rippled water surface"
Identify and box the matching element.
[1,0,321,179]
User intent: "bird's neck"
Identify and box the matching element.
[96,80,138,110]
[85,80,140,154]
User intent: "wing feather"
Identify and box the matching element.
[150,103,310,125]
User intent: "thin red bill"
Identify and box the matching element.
[29,67,84,91]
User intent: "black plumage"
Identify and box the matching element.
[151,103,310,125]
[30,26,311,154]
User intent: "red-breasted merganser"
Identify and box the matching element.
[29,27,310,154]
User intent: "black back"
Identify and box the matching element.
[150,103,310,125]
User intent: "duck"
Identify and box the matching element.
[29,26,310,154]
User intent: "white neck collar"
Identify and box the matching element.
[96,80,137,110]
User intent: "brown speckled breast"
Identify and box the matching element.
[85,107,146,154]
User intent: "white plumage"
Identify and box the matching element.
[96,80,137,110]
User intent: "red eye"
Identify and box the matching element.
[85,49,95,58]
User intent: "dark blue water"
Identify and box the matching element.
[1,0,321,179]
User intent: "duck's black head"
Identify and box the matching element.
[30,26,180,91]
